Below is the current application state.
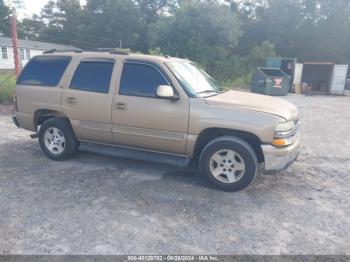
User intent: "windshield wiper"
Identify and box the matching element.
[197,90,221,95]
[197,90,227,98]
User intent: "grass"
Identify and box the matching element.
[0,73,16,104]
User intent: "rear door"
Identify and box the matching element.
[330,65,348,95]
[61,58,116,143]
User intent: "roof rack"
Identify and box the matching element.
[96,48,129,55]
[43,48,83,54]
[43,48,129,55]
[96,48,114,52]
[110,50,129,55]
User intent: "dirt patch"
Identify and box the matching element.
[0,104,15,116]
[1,95,350,255]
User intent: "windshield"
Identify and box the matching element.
[167,61,224,97]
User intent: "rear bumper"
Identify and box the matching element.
[262,136,301,171]
[12,112,35,131]
[12,115,20,128]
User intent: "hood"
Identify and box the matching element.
[204,91,299,121]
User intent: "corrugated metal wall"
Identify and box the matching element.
[330,65,349,95]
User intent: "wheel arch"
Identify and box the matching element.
[193,128,265,164]
[34,109,70,132]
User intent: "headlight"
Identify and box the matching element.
[273,121,299,147]
[275,121,295,132]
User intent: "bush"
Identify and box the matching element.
[223,73,252,89]
[149,47,163,56]
[0,74,16,104]
[221,41,276,89]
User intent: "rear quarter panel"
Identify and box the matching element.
[16,84,62,131]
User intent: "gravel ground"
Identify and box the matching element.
[0,94,350,255]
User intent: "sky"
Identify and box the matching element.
[4,0,50,18]
[21,0,50,17]
[22,0,50,17]
[6,0,86,19]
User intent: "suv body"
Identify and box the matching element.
[13,51,300,191]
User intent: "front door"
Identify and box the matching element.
[61,58,116,143]
[112,62,189,155]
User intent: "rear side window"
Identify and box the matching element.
[119,63,169,98]
[17,56,71,86]
[70,61,114,94]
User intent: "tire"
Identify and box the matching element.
[38,118,79,161]
[199,136,258,192]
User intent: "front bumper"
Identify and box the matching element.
[262,135,301,171]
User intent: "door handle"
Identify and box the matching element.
[115,102,127,111]
[66,97,77,105]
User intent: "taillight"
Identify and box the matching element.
[13,91,18,111]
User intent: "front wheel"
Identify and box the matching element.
[199,136,258,192]
[39,118,79,161]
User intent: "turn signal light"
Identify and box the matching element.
[272,139,287,147]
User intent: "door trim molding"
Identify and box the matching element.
[79,120,112,132]
[112,124,185,142]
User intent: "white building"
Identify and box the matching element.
[0,36,75,72]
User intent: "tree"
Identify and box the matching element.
[236,0,303,56]
[135,0,178,24]
[246,41,276,68]
[18,15,46,40]
[134,0,178,52]
[235,0,350,64]
[0,0,11,36]
[39,0,85,48]
[152,0,241,79]
[37,0,181,52]
[6,0,349,84]
[78,0,141,50]
[296,0,350,63]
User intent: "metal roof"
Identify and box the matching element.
[0,36,76,50]
[304,62,335,65]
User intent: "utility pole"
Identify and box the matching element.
[11,15,20,78]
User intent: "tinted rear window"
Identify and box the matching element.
[70,61,114,94]
[17,56,71,86]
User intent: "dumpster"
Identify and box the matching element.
[266,57,297,91]
[266,57,297,77]
[251,68,290,96]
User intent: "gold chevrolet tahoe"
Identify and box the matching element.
[13,50,300,192]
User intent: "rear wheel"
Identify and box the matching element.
[199,136,258,192]
[39,118,79,161]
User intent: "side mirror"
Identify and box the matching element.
[156,85,178,100]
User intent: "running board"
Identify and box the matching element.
[79,142,191,167]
